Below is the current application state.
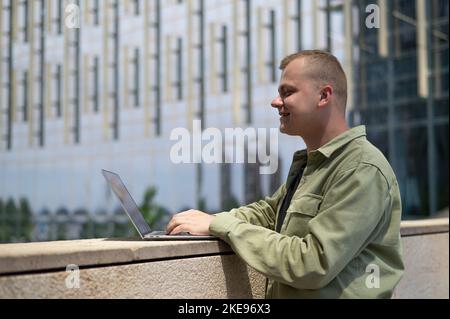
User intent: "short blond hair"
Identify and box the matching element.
[279,50,347,106]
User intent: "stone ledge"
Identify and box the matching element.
[400,217,449,236]
[0,238,232,276]
[0,254,266,299]
[0,218,448,277]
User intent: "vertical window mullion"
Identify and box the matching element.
[23,0,29,42]
[57,0,62,35]
[269,9,276,83]
[134,0,140,16]
[134,48,140,107]
[93,56,99,112]
[176,38,183,100]
[23,71,28,121]
[221,25,228,92]
[93,0,100,26]
[56,64,62,117]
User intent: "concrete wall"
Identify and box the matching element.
[0,218,448,299]
[0,239,266,299]
[393,218,449,299]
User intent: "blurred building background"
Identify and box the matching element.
[0,0,448,243]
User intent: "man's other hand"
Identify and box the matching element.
[166,209,214,236]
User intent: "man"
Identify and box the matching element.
[166,50,404,298]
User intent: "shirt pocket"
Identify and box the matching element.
[283,193,323,237]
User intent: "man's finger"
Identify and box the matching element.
[169,224,186,235]
[166,216,180,234]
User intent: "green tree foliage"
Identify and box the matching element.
[36,208,52,241]
[0,186,171,242]
[3,199,17,242]
[0,199,5,243]
[73,208,92,239]
[197,197,207,212]
[55,207,69,240]
[112,206,134,238]
[140,187,169,230]
[0,198,34,242]
[93,210,111,238]
[221,195,240,212]
[18,198,33,241]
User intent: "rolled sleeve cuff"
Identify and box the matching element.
[209,212,241,239]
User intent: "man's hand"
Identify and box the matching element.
[166,209,214,236]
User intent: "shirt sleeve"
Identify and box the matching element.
[214,184,285,230]
[209,163,391,290]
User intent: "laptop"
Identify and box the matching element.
[102,169,217,240]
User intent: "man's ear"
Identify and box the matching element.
[318,85,333,108]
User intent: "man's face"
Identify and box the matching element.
[271,58,321,137]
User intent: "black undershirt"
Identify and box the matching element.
[275,162,307,233]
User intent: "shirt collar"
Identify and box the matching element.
[290,125,367,171]
[316,125,367,159]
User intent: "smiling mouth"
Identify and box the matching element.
[279,113,290,118]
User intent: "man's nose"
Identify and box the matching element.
[271,95,283,108]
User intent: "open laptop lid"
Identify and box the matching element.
[102,169,152,238]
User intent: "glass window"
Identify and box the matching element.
[433,98,449,118]
[394,54,417,75]
[394,76,418,100]
[366,82,388,106]
[367,129,389,160]
[361,107,389,126]
[395,101,427,121]
[432,0,449,19]
[435,124,449,213]
[394,126,429,217]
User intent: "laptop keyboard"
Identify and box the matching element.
[149,231,191,236]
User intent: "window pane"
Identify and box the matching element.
[394,126,429,217]
[435,124,449,214]
[367,129,389,159]
[361,107,389,126]
[434,97,449,118]
[395,100,427,121]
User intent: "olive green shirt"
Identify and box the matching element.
[209,125,404,298]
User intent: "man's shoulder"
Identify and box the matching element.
[343,138,397,187]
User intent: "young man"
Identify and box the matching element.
[166,50,404,298]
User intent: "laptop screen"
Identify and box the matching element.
[102,170,152,236]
